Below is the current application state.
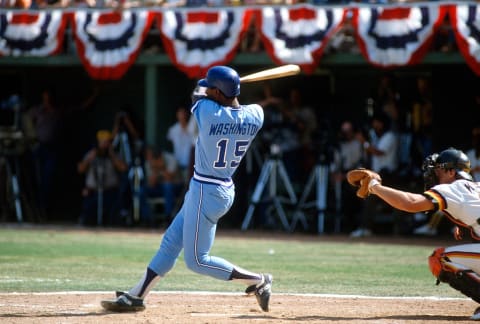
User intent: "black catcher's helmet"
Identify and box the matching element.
[422,147,472,189]
[436,148,472,181]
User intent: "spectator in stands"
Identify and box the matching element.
[140,146,184,225]
[158,0,225,7]
[256,83,303,188]
[241,13,263,53]
[283,87,317,184]
[26,85,99,219]
[111,108,144,221]
[330,120,366,233]
[166,106,195,185]
[256,82,284,155]
[433,14,456,53]
[77,130,128,226]
[112,109,143,168]
[411,76,434,164]
[6,0,32,8]
[467,125,480,182]
[287,88,317,150]
[325,13,359,54]
[29,88,62,218]
[364,110,399,179]
[350,111,398,237]
[376,73,399,108]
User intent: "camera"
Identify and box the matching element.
[312,123,334,166]
[0,95,25,156]
[269,143,282,158]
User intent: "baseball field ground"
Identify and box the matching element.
[0,224,477,323]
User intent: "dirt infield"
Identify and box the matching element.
[0,292,477,324]
[1,226,478,323]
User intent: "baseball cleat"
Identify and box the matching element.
[254,273,272,312]
[101,293,145,312]
[245,284,256,295]
[115,290,127,298]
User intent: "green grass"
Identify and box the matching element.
[0,226,463,299]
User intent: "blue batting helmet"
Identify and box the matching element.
[198,66,240,98]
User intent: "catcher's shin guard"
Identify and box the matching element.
[428,247,445,278]
[429,247,480,303]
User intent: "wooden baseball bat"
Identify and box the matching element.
[239,64,301,83]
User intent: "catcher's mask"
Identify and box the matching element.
[422,148,472,190]
[422,153,439,190]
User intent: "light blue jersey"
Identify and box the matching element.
[191,98,264,185]
[148,98,264,281]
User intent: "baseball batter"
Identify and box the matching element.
[348,147,480,320]
[101,66,272,313]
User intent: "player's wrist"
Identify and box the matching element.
[368,178,380,193]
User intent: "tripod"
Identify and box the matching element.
[94,159,105,226]
[241,147,297,231]
[0,130,26,223]
[114,127,144,225]
[113,129,132,166]
[289,162,329,234]
[128,156,144,223]
[245,139,264,176]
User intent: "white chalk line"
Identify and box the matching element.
[191,313,245,317]
[0,291,467,301]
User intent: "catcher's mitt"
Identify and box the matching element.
[346,168,382,199]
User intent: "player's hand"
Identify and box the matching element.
[346,168,382,199]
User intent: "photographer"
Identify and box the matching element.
[0,94,30,222]
[112,109,143,166]
[112,108,145,222]
[139,146,184,226]
[29,89,62,217]
[77,130,128,226]
[330,120,366,233]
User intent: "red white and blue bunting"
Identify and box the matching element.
[449,4,480,76]
[70,10,154,79]
[352,4,447,67]
[0,10,67,56]
[1,4,480,79]
[157,8,252,78]
[256,5,345,74]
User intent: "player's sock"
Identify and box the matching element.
[229,267,263,286]
[128,267,160,299]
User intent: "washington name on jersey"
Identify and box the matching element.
[209,122,260,136]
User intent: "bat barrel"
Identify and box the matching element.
[239,64,301,83]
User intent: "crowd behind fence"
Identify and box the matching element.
[0,0,478,236]
[1,68,478,238]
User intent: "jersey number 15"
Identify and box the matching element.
[214,139,249,169]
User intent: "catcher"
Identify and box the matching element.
[347,147,480,320]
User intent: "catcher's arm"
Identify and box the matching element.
[369,184,434,213]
